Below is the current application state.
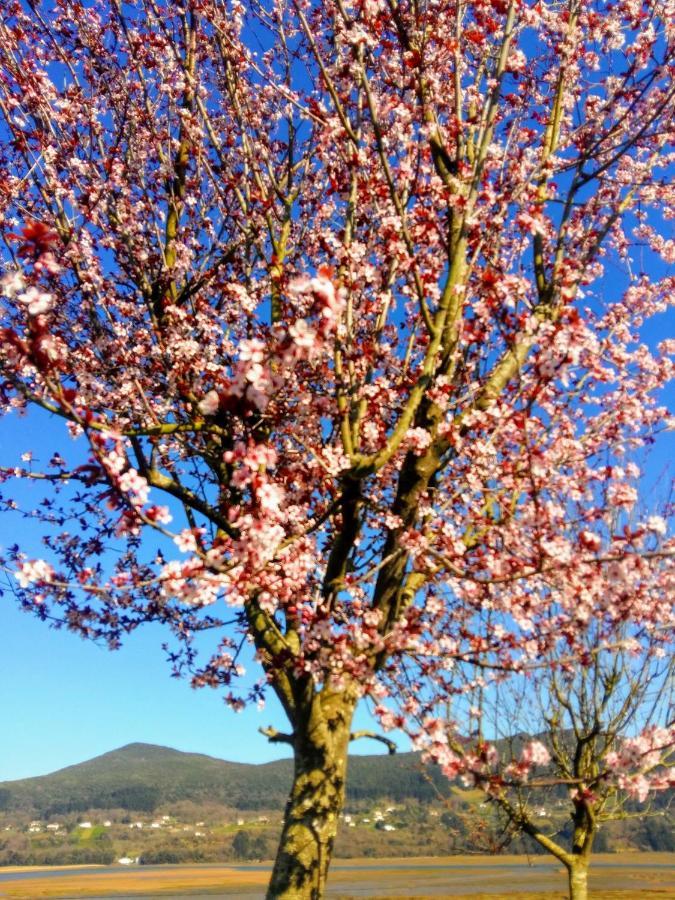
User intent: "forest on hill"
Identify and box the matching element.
[0,743,671,867]
[0,743,447,816]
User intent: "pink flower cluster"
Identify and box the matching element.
[502,741,552,783]
[95,441,171,536]
[605,727,675,802]
[15,559,55,589]
[285,266,345,361]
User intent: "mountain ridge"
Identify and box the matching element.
[0,742,672,862]
[0,742,444,816]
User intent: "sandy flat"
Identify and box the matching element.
[0,853,672,898]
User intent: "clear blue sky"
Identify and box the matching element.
[1,593,399,781]
[0,311,672,785]
[0,409,403,783]
[1,402,671,783]
[1,599,294,780]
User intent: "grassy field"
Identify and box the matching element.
[0,853,673,898]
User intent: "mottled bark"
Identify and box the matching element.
[566,794,593,900]
[567,862,589,900]
[266,690,356,899]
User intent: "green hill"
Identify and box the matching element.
[0,744,672,864]
[0,743,446,817]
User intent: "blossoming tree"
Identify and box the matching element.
[387,508,674,900]
[0,0,674,896]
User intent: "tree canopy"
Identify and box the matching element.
[1,1,673,896]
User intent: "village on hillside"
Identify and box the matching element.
[1,795,671,869]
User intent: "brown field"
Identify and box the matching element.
[0,853,673,898]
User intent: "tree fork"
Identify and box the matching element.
[372,396,446,639]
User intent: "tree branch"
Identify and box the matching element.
[260,726,294,745]
[349,730,398,754]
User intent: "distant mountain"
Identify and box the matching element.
[0,743,447,816]
[0,743,672,862]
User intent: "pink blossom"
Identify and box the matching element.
[198,390,220,416]
[17,286,53,316]
[238,339,266,365]
[256,480,284,514]
[145,505,172,524]
[646,516,667,536]
[288,318,318,354]
[16,559,55,588]
[520,741,551,768]
[406,427,432,455]
[579,530,602,551]
[618,773,651,803]
[174,528,205,553]
[289,267,344,329]
[117,468,150,506]
[1,270,25,297]
[607,482,638,508]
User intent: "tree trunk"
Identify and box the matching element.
[266,690,355,900]
[567,862,589,900]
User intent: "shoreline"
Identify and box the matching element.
[0,852,672,899]
[2,850,673,871]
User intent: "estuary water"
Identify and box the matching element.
[0,854,673,898]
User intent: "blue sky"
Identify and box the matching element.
[1,389,671,784]
[0,405,406,783]
[1,591,399,781]
[0,304,672,783]
[0,6,672,786]
[1,599,289,780]
[0,285,671,786]
[0,412,293,781]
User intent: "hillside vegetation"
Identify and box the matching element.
[0,744,671,867]
[0,743,447,816]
